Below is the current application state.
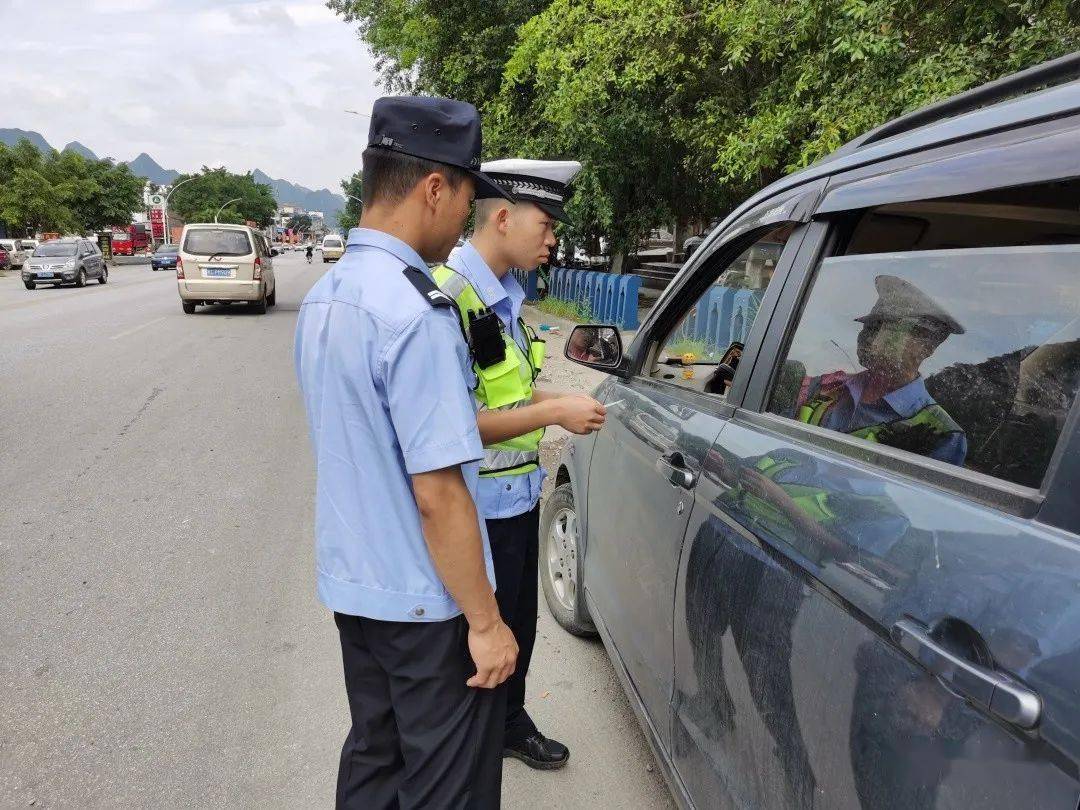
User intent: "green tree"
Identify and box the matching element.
[338,171,363,232]
[287,213,313,232]
[167,167,277,226]
[333,0,1080,266]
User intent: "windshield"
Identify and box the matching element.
[183,229,252,257]
[323,239,342,248]
[154,244,178,254]
[112,232,130,241]
[35,242,77,257]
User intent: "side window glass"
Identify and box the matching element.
[648,224,793,397]
[768,243,1080,489]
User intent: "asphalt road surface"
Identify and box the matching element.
[0,251,673,808]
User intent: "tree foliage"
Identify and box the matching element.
[167,167,277,227]
[0,139,143,235]
[332,0,1080,256]
[287,213,313,232]
[338,171,363,232]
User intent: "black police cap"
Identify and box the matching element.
[367,96,511,201]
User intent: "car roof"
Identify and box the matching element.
[183,223,252,232]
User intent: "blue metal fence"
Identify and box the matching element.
[539,267,642,330]
[669,286,764,352]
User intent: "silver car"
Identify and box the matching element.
[22,238,108,290]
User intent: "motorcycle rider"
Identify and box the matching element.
[305,243,314,264]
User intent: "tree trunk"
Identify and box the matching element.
[610,249,625,275]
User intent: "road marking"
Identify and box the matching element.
[110,317,166,340]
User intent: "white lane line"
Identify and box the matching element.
[110,316,166,341]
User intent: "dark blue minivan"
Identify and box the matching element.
[544,54,1080,808]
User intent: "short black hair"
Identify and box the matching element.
[361,147,470,208]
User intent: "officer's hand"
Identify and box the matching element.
[467,619,518,689]
[555,395,607,435]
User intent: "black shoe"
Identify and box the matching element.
[503,732,570,770]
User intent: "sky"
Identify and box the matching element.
[0,0,383,191]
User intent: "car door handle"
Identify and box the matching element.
[656,451,696,489]
[892,619,1041,728]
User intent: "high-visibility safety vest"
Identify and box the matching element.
[797,387,962,454]
[432,265,546,477]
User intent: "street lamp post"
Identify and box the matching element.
[163,176,198,245]
[215,198,243,224]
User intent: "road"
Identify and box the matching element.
[0,252,673,808]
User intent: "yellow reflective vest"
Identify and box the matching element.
[432,264,546,477]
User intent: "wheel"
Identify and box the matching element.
[182,301,197,314]
[540,483,596,636]
[98,267,108,284]
[267,286,276,307]
[75,268,86,287]
[23,280,35,290]
[249,297,267,314]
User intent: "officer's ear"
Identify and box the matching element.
[495,203,514,234]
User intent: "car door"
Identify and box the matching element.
[584,183,823,754]
[673,136,1080,809]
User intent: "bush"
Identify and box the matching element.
[535,296,593,323]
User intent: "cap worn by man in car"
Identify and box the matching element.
[367,96,513,201]
[475,158,582,223]
[855,274,965,336]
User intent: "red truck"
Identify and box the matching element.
[109,224,152,256]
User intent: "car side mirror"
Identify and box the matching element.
[564,324,630,376]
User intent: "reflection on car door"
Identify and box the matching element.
[672,221,1080,808]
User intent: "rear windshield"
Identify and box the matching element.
[154,244,178,254]
[323,238,342,248]
[35,242,77,257]
[183,229,252,257]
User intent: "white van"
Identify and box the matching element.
[321,235,344,262]
[176,223,277,314]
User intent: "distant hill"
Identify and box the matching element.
[0,129,344,219]
[252,169,344,221]
[0,128,54,154]
[127,152,180,185]
[63,141,98,160]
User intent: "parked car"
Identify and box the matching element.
[0,238,29,268]
[0,246,9,270]
[547,55,1080,810]
[19,238,39,253]
[176,223,277,314]
[320,234,344,262]
[22,238,107,290]
[150,243,179,272]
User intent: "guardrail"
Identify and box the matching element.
[509,267,643,330]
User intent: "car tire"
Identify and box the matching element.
[98,268,108,284]
[267,286,276,307]
[75,268,86,287]
[182,301,197,314]
[540,483,596,637]
[23,281,35,290]
[250,297,267,314]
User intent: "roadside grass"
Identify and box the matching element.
[535,296,593,323]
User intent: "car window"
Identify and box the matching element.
[35,242,77,257]
[323,238,342,248]
[647,225,793,398]
[154,244,178,254]
[767,244,1080,490]
[183,229,252,257]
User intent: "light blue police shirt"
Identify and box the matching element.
[295,228,496,621]
[446,241,546,520]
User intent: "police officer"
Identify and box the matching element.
[432,159,606,770]
[294,96,518,809]
[793,274,968,465]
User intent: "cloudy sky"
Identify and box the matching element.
[0,0,383,191]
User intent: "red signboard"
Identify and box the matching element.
[149,208,164,239]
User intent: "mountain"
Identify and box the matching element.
[126,152,180,185]
[63,141,98,160]
[0,128,54,154]
[1,128,344,218]
[252,169,344,221]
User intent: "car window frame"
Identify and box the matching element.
[626,179,827,408]
[741,125,1080,518]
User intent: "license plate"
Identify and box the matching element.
[36,271,53,278]
[203,266,234,278]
